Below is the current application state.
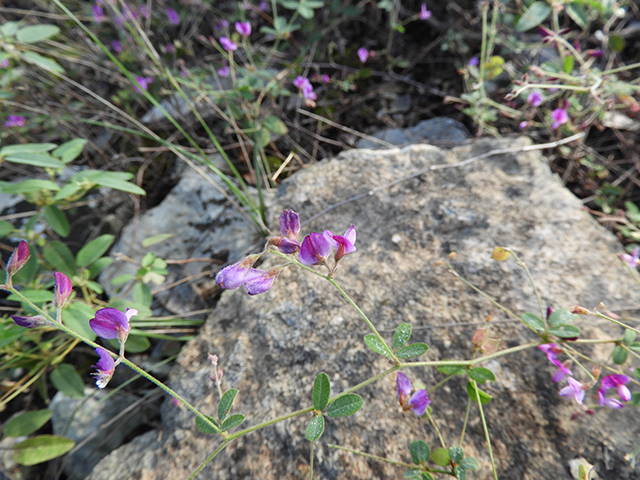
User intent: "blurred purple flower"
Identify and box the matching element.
[527,91,543,107]
[11,315,50,329]
[220,36,237,52]
[90,307,137,343]
[293,76,316,101]
[139,5,150,19]
[538,343,573,382]
[324,226,356,262]
[235,21,251,38]
[92,347,115,389]
[559,377,585,405]
[166,8,180,25]
[54,272,72,309]
[620,247,640,268]
[0,58,9,68]
[121,4,138,22]
[519,121,528,130]
[397,372,430,416]
[551,359,573,383]
[299,232,332,266]
[216,19,230,30]
[259,1,268,11]
[4,115,25,128]
[217,65,230,77]
[92,3,105,23]
[551,107,569,129]
[357,47,369,64]
[586,49,604,58]
[6,241,29,275]
[321,74,330,84]
[468,57,479,67]
[419,4,432,20]
[601,374,631,402]
[111,40,123,52]
[215,255,259,290]
[133,76,153,92]
[598,386,623,409]
[243,267,282,295]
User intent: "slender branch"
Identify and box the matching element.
[473,380,498,480]
[185,441,231,480]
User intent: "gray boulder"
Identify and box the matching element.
[356,117,470,149]
[89,138,640,480]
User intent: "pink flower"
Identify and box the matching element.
[90,307,137,344]
[527,91,543,107]
[111,40,123,53]
[357,47,369,64]
[397,372,430,416]
[551,107,569,129]
[519,121,528,130]
[92,348,115,389]
[218,65,230,77]
[6,241,30,275]
[559,377,585,405]
[601,374,631,402]
[321,74,330,84]
[139,5,150,19]
[166,8,180,25]
[299,232,333,266]
[215,255,259,290]
[216,19,230,30]
[269,209,301,254]
[620,247,640,268]
[419,4,432,20]
[0,58,9,68]
[92,3,105,23]
[220,36,237,52]
[133,76,153,92]
[54,272,72,309]
[538,343,573,382]
[598,386,623,409]
[324,226,356,262]
[235,21,251,38]
[293,76,316,101]
[4,115,25,128]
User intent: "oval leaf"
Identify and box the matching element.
[548,309,578,327]
[22,51,64,74]
[218,389,239,421]
[195,414,219,434]
[566,3,589,29]
[326,393,363,418]
[612,346,628,365]
[0,220,14,238]
[3,410,52,437]
[312,372,331,411]
[16,25,61,44]
[52,139,87,163]
[43,241,77,275]
[76,234,115,267]
[50,364,85,399]
[13,435,74,466]
[468,367,496,384]
[410,440,430,465]
[466,381,492,405]
[515,2,551,32]
[44,205,70,237]
[305,415,324,442]
[61,303,97,341]
[7,289,53,304]
[364,335,391,357]
[4,152,65,169]
[449,446,464,464]
[549,324,580,338]
[621,329,636,345]
[396,343,429,359]
[393,323,412,349]
[431,447,450,467]
[221,414,245,432]
[437,362,467,376]
[521,312,545,332]
[460,457,479,470]
[454,466,467,480]
[141,233,175,248]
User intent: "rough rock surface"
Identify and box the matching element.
[356,117,470,149]
[89,138,640,480]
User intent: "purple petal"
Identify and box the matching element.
[235,21,251,37]
[396,372,412,397]
[11,315,49,328]
[93,347,115,389]
[279,210,300,239]
[215,258,255,289]
[7,241,30,275]
[243,268,280,295]
[551,367,568,383]
[299,233,332,266]
[408,389,430,416]
[357,47,369,64]
[54,272,72,308]
[617,384,631,402]
[90,308,130,340]
[220,36,237,52]
[278,238,300,254]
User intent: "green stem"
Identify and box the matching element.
[506,249,545,325]
[459,398,472,446]
[425,409,446,449]
[473,380,498,480]
[186,441,231,480]
[326,445,453,474]
[309,441,315,480]
[594,312,640,336]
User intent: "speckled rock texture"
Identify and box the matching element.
[88,138,640,480]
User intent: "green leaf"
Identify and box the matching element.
[629,342,640,352]
[305,415,324,442]
[22,51,64,74]
[421,474,435,480]
[16,25,60,43]
[218,389,239,421]
[54,183,82,201]
[43,241,77,275]
[609,35,625,53]
[410,440,430,464]
[44,205,69,237]
[562,56,575,74]
[111,274,136,285]
[515,2,552,32]
[70,170,145,195]
[50,364,85,399]
[396,343,429,359]
[454,466,467,480]
[431,447,450,467]
[0,21,20,37]
[403,469,422,479]
[195,414,219,434]
[141,233,175,248]
[3,410,52,437]
[467,382,492,405]
[297,5,314,18]
[460,457,479,470]
[312,372,331,411]
[1,179,60,194]
[326,394,363,417]
[521,312,545,331]
[13,435,74,466]
[88,257,113,279]
[630,392,640,407]
[7,289,53,304]
[468,367,496,384]
[87,281,103,294]
[363,335,391,357]
[548,309,578,327]
[132,283,152,307]
[0,324,27,349]
[621,329,636,345]
[76,234,114,267]
[221,414,245,432]
[393,323,412,349]
[612,346,628,365]
[449,446,464,464]
[0,143,56,156]
[549,324,580,338]
[61,303,97,341]
[108,299,151,317]
[0,220,14,238]
[263,115,288,135]
[437,363,467,376]
[52,139,87,163]
[108,334,150,353]
[566,3,589,30]
[4,152,64,169]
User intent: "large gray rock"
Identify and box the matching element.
[89,138,640,479]
[356,117,470,149]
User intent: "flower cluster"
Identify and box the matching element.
[598,374,630,409]
[4,115,25,128]
[293,76,317,104]
[397,372,430,416]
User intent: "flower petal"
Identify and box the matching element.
[408,389,430,416]
[244,268,280,295]
[396,372,412,397]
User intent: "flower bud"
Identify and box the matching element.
[571,306,589,315]
[6,241,30,277]
[54,272,73,308]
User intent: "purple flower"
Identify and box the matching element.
[299,232,333,266]
[601,374,631,402]
[551,107,569,129]
[598,386,623,409]
[586,49,604,58]
[220,36,237,52]
[4,115,25,128]
[527,91,543,107]
[90,307,137,344]
[215,255,259,290]
[243,267,281,295]
[6,241,30,276]
[293,76,309,89]
[259,1,268,11]
[235,21,251,38]
[551,359,572,383]
[217,65,230,77]
[92,347,115,389]
[321,74,330,84]
[293,76,316,101]
[279,209,301,239]
[0,58,9,68]
[54,272,72,309]
[538,343,573,381]
[620,247,640,268]
[357,47,369,64]
[324,226,356,261]
[111,40,123,53]
[216,19,230,30]
[166,8,180,25]
[559,377,585,405]
[397,372,430,416]
[419,4,432,20]
[92,3,105,23]
[468,57,479,67]
[519,121,528,130]
[121,4,138,22]
[11,315,51,329]
[133,76,153,92]
[139,5,150,19]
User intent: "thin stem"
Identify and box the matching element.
[186,441,231,480]
[560,347,595,382]
[506,249,545,324]
[425,409,446,449]
[427,375,455,394]
[327,445,452,474]
[473,380,498,480]
[459,398,472,446]
[309,442,315,480]
[594,312,640,336]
